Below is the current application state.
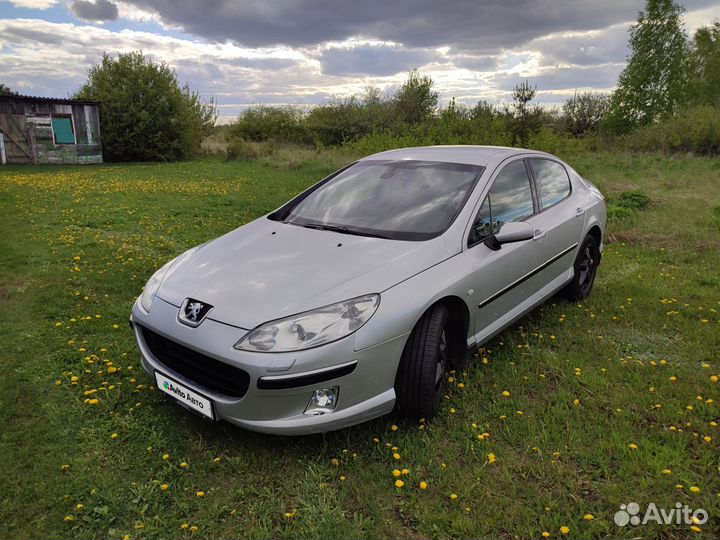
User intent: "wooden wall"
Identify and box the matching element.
[0,98,102,165]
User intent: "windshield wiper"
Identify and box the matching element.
[299,222,390,239]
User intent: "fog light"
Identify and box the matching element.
[304,386,339,415]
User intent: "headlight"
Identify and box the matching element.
[234,294,380,352]
[140,259,176,312]
[140,248,198,312]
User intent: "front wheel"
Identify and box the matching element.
[394,304,449,420]
[562,234,600,301]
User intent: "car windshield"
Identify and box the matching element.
[275,160,484,241]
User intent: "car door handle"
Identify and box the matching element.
[533,229,546,241]
[575,207,586,217]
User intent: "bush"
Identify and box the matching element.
[622,106,720,155]
[607,189,652,223]
[75,51,216,162]
[231,106,308,143]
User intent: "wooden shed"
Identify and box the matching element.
[0,94,102,165]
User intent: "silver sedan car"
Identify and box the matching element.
[130,146,606,435]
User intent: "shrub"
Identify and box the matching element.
[607,189,652,223]
[226,138,276,161]
[622,106,720,155]
[231,106,308,143]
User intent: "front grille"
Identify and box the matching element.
[140,325,250,398]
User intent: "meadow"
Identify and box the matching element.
[0,149,718,539]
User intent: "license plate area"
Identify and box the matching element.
[154,370,215,420]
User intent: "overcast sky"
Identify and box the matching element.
[1,0,719,122]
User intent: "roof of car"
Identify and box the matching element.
[361,145,537,167]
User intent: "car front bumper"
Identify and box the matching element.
[131,297,404,435]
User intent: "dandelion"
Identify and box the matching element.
[392,469,401,477]
[111,433,119,440]
[542,532,550,538]
[628,443,638,450]
[691,525,702,533]
[162,453,170,460]
[395,479,404,488]
[391,424,398,431]
[560,526,570,535]
[583,514,594,521]
[488,453,496,464]
[662,469,672,475]
[450,493,458,500]
[160,483,169,491]
[401,468,410,475]
[61,464,70,472]
[419,481,428,490]
[64,515,74,522]
[339,475,346,481]
[190,525,198,533]
[213,457,221,464]
[573,399,581,406]
[703,436,712,443]
[393,452,401,460]
[449,407,456,414]
[76,503,84,510]
[196,491,205,497]
[457,383,465,389]
[180,523,189,529]
[502,390,511,397]
[690,486,700,493]
[180,462,188,469]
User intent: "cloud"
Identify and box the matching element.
[117,0,720,52]
[70,0,119,22]
[319,43,437,76]
[5,0,58,8]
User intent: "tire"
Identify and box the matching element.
[562,234,600,301]
[394,304,449,419]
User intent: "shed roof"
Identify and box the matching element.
[0,93,100,106]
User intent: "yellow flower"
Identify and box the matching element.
[284,511,296,519]
[180,462,188,468]
[449,407,456,414]
[401,468,410,475]
[87,398,99,405]
[691,525,702,533]
[703,436,712,443]
[573,399,581,406]
[190,525,199,533]
[710,375,718,383]
[61,464,70,471]
[160,483,169,491]
[391,424,398,431]
[450,493,458,500]
[196,491,205,497]
[392,469,401,477]
[339,475,346,481]
[162,453,170,460]
[502,390,510,397]
[419,481,428,490]
[689,486,700,493]
[180,523,189,529]
[560,526,570,535]
[213,457,221,464]
[662,469,672,475]
[111,433,119,440]
[583,514,594,521]
[64,515,74,522]
[457,383,465,389]
[542,532,550,538]
[393,452,401,460]
[107,366,118,374]
[669,375,677,382]
[628,443,638,450]
[394,479,404,488]
[488,453,496,464]
[75,503,85,510]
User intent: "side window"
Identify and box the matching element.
[531,158,570,209]
[468,160,535,246]
[468,197,492,246]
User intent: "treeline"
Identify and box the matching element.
[228,2,720,157]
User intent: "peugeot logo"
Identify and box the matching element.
[178,298,213,327]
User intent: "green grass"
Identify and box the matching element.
[0,151,718,539]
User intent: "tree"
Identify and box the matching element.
[562,92,610,136]
[75,51,216,162]
[511,80,537,145]
[606,0,692,134]
[0,83,18,96]
[690,20,720,107]
[393,70,438,125]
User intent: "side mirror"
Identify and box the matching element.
[484,222,534,251]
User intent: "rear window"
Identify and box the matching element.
[531,159,571,209]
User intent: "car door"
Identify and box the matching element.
[463,159,544,341]
[526,158,584,286]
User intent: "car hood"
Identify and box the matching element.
[156,217,448,329]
